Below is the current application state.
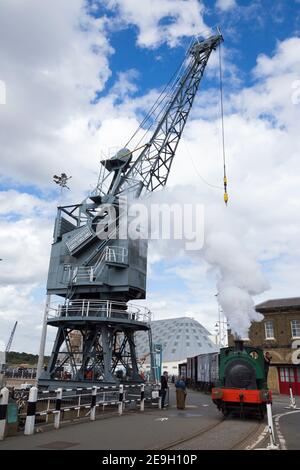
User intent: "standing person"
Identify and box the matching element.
[160,371,169,409]
[175,376,187,410]
[264,351,272,383]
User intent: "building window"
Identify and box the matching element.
[291,320,300,338]
[279,367,295,383]
[264,320,275,339]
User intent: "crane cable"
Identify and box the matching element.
[123,52,188,150]
[218,41,229,205]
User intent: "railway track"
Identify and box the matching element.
[228,422,263,450]
[158,417,265,451]
[157,418,224,450]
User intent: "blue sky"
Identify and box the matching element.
[0,0,300,352]
[95,0,300,94]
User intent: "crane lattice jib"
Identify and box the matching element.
[114,33,223,197]
[6,321,18,353]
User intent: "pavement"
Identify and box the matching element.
[0,385,299,450]
[278,409,300,450]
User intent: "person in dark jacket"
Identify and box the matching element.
[160,371,169,408]
[264,351,272,382]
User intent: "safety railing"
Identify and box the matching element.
[4,369,37,380]
[105,246,127,264]
[0,383,162,439]
[47,299,151,324]
[62,246,128,284]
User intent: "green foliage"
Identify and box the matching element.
[6,351,49,366]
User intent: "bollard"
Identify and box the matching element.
[118,384,124,415]
[0,387,9,440]
[90,386,97,421]
[289,385,296,409]
[24,386,38,435]
[158,383,162,409]
[140,384,145,412]
[266,403,279,450]
[54,388,62,429]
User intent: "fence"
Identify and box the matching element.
[4,369,37,380]
[0,382,162,440]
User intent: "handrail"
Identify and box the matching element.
[63,246,128,284]
[48,299,151,324]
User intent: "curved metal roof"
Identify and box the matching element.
[135,317,219,362]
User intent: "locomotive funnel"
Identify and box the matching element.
[234,339,244,351]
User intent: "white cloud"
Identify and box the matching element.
[0,190,54,217]
[103,0,208,48]
[0,0,113,189]
[216,0,237,12]
[0,285,57,354]
[0,217,52,285]
[254,37,300,77]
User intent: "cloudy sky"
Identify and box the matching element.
[0,0,300,352]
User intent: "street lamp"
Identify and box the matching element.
[214,293,230,347]
[53,173,72,189]
[53,172,72,204]
[215,319,230,347]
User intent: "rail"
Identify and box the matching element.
[47,299,151,324]
[63,246,128,284]
[0,383,162,439]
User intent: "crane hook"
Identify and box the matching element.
[218,34,229,206]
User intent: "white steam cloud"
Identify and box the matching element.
[135,185,269,338]
[204,232,268,337]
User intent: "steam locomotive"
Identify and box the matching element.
[181,340,272,418]
[212,340,272,418]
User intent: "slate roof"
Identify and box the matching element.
[256,297,300,313]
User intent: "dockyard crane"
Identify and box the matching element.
[38,30,224,389]
[6,321,18,353]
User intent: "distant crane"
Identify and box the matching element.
[6,321,18,353]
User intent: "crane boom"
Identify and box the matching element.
[113,32,223,197]
[6,321,17,353]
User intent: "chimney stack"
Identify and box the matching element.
[234,339,244,351]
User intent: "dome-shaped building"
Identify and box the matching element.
[135,317,219,376]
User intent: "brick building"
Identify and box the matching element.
[230,297,300,395]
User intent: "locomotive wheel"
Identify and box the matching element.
[258,405,265,421]
[221,404,229,417]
